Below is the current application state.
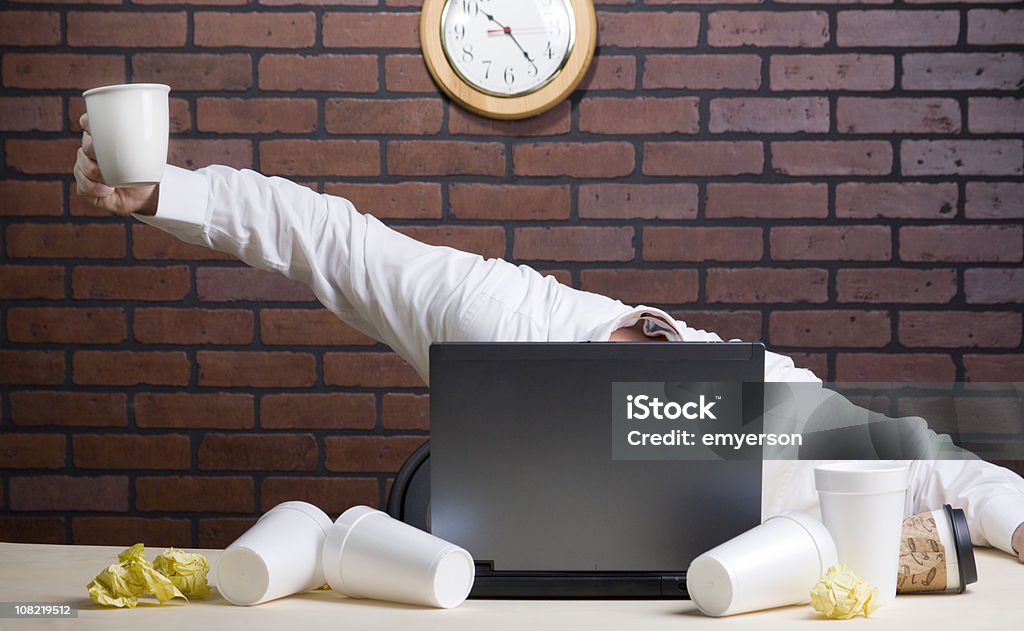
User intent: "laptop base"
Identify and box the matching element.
[471,563,689,599]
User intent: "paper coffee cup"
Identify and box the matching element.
[82,83,170,188]
[215,501,333,606]
[897,504,978,594]
[815,461,909,608]
[322,506,475,608]
[687,511,838,617]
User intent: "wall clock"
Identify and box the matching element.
[420,0,597,120]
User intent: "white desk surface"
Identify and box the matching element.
[0,542,1020,630]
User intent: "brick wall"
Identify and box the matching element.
[1,1,1022,547]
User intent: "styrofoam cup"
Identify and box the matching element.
[322,506,474,608]
[82,83,169,188]
[686,511,837,617]
[216,501,333,606]
[815,461,909,608]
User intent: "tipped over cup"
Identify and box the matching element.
[322,506,475,609]
[82,83,169,188]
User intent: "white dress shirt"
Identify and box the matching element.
[137,164,1024,557]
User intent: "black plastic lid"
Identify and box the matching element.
[944,504,979,592]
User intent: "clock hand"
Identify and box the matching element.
[479,9,535,62]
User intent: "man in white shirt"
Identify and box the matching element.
[73,115,1024,563]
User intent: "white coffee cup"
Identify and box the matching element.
[686,511,838,617]
[322,506,475,609]
[82,83,170,188]
[215,501,333,606]
[815,461,909,608]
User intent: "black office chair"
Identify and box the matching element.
[386,440,431,532]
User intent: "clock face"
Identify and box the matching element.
[440,0,575,98]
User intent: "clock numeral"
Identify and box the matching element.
[504,66,515,86]
[527,62,538,77]
[461,44,474,63]
[482,59,492,79]
[545,41,554,60]
[453,23,465,40]
[461,0,478,17]
[547,19,561,38]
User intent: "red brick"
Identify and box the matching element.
[324,182,441,220]
[0,181,61,216]
[261,477,379,513]
[670,310,763,343]
[134,307,254,345]
[393,226,505,259]
[72,517,191,548]
[196,267,315,302]
[836,268,957,304]
[710,97,828,134]
[709,11,829,47]
[0,518,64,545]
[837,10,959,47]
[131,224,236,260]
[836,183,957,219]
[0,265,63,299]
[968,9,1024,45]
[0,10,60,46]
[579,54,637,91]
[643,54,761,90]
[770,310,890,348]
[324,352,425,387]
[197,98,317,134]
[644,227,763,262]
[259,54,378,92]
[449,184,570,221]
[903,53,1024,91]
[895,397,1022,435]
[198,518,257,549]
[835,353,955,382]
[449,101,571,136]
[73,350,190,386]
[5,139,82,175]
[6,223,125,259]
[135,392,254,429]
[598,11,699,47]
[579,98,699,134]
[261,393,376,430]
[513,227,634,262]
[966,269,1024,304]
[838,98,960,134]
[136,476,253,512]
[771,226,891,261]
[0,435,66,469]
[323,12,420,48]
[969,98,1024,134]
[388,140,505,176]
[10,475,128,511]
[902,140,1023,176]
[74,434,190,470]
[7,307,125,344]
[513,142,634,178]
[134,53,252,91]
[10,391,127,427]
[772,141,892,176]
[382,393,429,430]
[900,311,1021,348]
[326,98,443,135]
[68,11,186,47]
[966,182,1024,219]
[3,53,124,89]
[136,0,247,4]
[199,434,316,471]
[262,139,380,176]
[196,12,314,47]
[579,183,698,220]
[707,268,828,304]
[0,351,64,385]
[0,97,63,132]
[261,308,376,346]
[770,54,894,91]
[707,183,828,219]
[198,351,317,387]
[900,226,1022,263]
[324,436,427,473]
[385,54,434,92]
[73,266,190,301]
[579,269,698,305]
[169,139,253,171]
[643,141,763,177]
[964,355,1024,382]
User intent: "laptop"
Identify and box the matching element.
[427,341,765,598]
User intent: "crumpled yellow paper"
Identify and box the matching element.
[810,564,879,620]
[87,543,209,608]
